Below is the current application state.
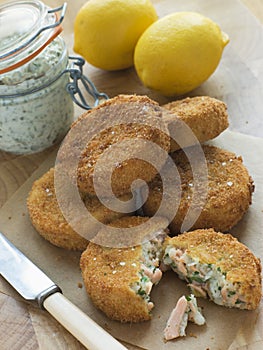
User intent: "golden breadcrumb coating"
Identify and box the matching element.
[163,96,229,152]
[57,94,170,197]
[27,168,133,250]
[80,216,168,322]
[143,145,254,233]
[72,94,160,127]
[164,229,262,310]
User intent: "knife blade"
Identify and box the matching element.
[0,232,127,350]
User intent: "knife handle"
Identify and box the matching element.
[43,292,128,350]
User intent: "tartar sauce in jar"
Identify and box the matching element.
[0,1,74,154]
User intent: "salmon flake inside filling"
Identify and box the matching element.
[164,294,205,340]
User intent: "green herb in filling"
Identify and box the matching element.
[137,289,146,296]
[228,291,236,296]
[235,299,244,304]
[191,276,204,283]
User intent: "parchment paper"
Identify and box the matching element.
[0,130,262,350]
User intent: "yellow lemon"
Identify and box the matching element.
[134,12,229,96]
[74,0,158,71]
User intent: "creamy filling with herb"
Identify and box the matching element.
[163,246,247,309]
[131,272,154,310]
[131,230,166,310]
[0,37,74,154]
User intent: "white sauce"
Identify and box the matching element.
[0,37,74,154]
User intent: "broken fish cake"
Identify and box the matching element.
[80,216,169,322]
[163,229,262,310]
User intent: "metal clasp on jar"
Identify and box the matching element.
[0,55,109,109]
[65,56,109,110]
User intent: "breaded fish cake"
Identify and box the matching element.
[143,145,254,233]
[162,96,229,152]
[27,168,134,250]
[57,94,170,197]
[163,229,262,310]
[80,216,169,322]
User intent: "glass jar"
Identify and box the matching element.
[0,0,107,154]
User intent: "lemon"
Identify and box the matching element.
[74,0,158,71]
[134,12,229,96]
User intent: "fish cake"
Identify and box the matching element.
[57,94,170,197]
[27,168,134,250]
[143,145,254,233]
[80,216,169,322]
[163,229,262,310]
[162,96,229,152]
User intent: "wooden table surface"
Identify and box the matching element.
[0,0,262,349]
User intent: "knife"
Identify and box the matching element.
[0,232,127,350]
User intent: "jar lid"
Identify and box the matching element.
[0,0,66,74]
